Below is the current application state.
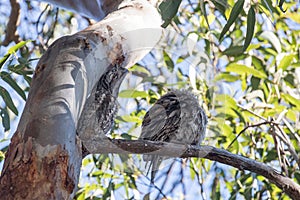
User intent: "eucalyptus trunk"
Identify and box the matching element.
[0,0,161,199]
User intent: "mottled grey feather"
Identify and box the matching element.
[77,64,128,154]
[140,90,207,182]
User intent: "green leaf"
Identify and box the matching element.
[233,108,246,124]
[211,0,229,16]
[82,157,92,167]
[119,89,148,98]
[226,63,267,79]
[76,192,85,200]
[163,50,174,72]
[291,62,300,68]
[284,73,294,87]
[200,0,210,28]
[222,46,244,56]
[0,40,31,70]
[264,149,277,162]
[282,94,300,110]
[243,7,256,51]
[0,54,11,70]
[0,72,26,100]
[8,64,25,75]
[278,0,286,12]
[189,163,196,180]
[215,94,237,110]
[8,41,30,54]
[120,133,133,140]
[129,64,151,76]
[250,76,260,90]
[252,56,265,71]
[116,115,141,123]
[0,86,18,115]
[24,75,32,85]
[278,54,295,70]
[159,0,182,28]
[246,43,261,51]
[102,180,113,199]
[295,171,300,184]
[215,73,239,82]
[261,0,279,15]
[176,56,185,64]
[0,108,10,131]
[219,0,245,41]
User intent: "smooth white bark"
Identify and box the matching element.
[2,0,162,198]
[19,0,162,145]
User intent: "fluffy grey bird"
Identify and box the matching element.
[140,89,207,182]
[77,64,128,154]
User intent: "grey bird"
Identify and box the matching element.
[77,64,128,155]
[140,89,207,182]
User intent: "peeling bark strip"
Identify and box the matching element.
[0,0,162,199]
[0,132,75,199]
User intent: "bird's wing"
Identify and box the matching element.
[141,102,167,140]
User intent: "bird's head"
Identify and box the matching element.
[99,64,128,97]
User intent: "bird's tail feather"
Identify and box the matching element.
[145,155,162,184]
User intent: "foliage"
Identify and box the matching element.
[0,41,34,131]
[0,0,299,199]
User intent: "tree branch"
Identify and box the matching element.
[2,0,20,46]
[85,138,300,199]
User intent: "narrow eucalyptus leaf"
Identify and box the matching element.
[0,72,26,100]
[200,0,210,27]
[8,40,30,54]
[159,0,182,28]
[163,50,174,72]
[278,0,286,12]
[219,0,245,41]
[0,108,10,131]
[243,6,256,51]
[0,86,18,115]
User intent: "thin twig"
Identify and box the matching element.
[237,104,267,121]
[226,121,271,150]
[273,123,300,168]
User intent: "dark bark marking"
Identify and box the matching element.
[34,64,46,77]
[108,42,124,66]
